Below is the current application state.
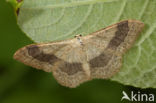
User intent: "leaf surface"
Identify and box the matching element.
[18,0,156,88]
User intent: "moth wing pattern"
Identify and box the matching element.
[14,41,70,72]
[14,39,89,88]
[51,41,90,88]
[83,20,144,79]
[14,20,144,88]
[114,20,145,54]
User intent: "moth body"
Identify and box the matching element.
[14,20,144,88]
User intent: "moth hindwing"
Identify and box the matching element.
[14,20,144,88]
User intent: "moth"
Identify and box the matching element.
[14,20,144,88]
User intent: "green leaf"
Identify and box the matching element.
[17,0,119,42]
[17,0,156,88]
[6,0,17,8]
[7,0,23,16]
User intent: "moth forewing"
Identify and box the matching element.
[14,20,144,88]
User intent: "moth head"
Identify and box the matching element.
[74,34,82,38]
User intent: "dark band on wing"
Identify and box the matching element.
[89,52,112,68]
[59,62,83,75]
[27,45,60,64]
[107,20,129,49]
[27,45,83,75]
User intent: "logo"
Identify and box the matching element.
[121,91,154,102]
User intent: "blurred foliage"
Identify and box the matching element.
[0,0,156,103]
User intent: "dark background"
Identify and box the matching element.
[0,0,155,103]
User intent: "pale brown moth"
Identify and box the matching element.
[14,20,144,88]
